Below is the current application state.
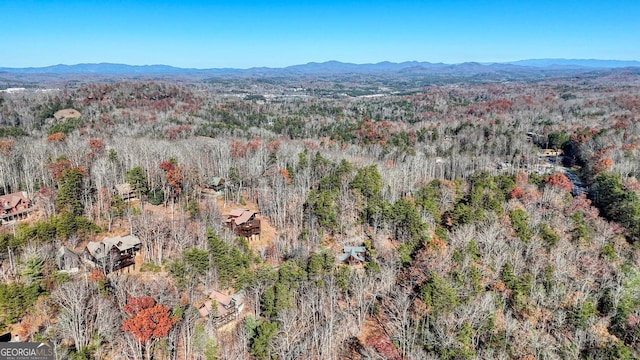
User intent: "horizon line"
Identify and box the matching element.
[2,58,640,71]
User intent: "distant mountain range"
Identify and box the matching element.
[1,59,639,77]
[506,59,640,68]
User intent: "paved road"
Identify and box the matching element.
[543,155,587,196]
[564,169,587,196]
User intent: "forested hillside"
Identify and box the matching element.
[0,73,639,359]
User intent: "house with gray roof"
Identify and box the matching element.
[339,246,367,265]
[56,246,81,272]
[84,234,141,272]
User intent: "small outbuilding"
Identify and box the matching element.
[205,177,226,192]
[114,183,136,200]
[56,246,81,272]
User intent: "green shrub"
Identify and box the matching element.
[420,271,459,316]
[140,262,162,272]
[147,188,165,205]
[208,230,251,288]
[538,223,560,249]
[573,299,598,328]
[0,282,40,325]
[47,116,84,135]
[509,209,532,242]
[601,242,617,261]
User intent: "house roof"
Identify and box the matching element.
[225,209,257,225]
[199,290,240,317]
[0,191,28,210]
[198,301,214,317]
[206,177,225,187]
[209,290,232,305]
[114,183,134,195]
[233,211,255,226]
[56,246,80,269]
[339,246,366,262]
[86,241,107,259]
[86,235,141,260]
[228,209,247,217]
[56,246,80,260]
[198,300,230,318]
[103,235,141,251]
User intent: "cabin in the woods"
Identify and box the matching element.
[84,234,141,272]
[205,177,226,192]
[0,191,31,224]
[198,290,244,327]
[224,209,261,237]
[540,149,563,157]
[56,246,81,272]
[113,183,136,200]
[339,246,367,265]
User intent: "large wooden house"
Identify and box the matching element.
[0,191,31,224]
[84,234,142,273]
[224,209,261,237]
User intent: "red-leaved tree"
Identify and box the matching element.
[160,159,183,200]
[122,296,178,360]
[545,173,573,192]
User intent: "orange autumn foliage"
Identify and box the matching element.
[46,158,72,182]
[88,138,106,153]
[279,168,292,184]
[160,160,183,198]
[594,158,614,173]
[0,139,14,155]
[47,132,66,143]
[122,296,178,344]
[545,173,573,192]
[509,187,524,200]
[88,269,106,282]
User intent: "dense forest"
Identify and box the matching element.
[0,71,639,359]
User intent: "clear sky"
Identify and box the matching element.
[1,0,638,68]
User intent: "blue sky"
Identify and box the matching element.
[1,0,638,68]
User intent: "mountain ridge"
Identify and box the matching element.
[1,59,639,77]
